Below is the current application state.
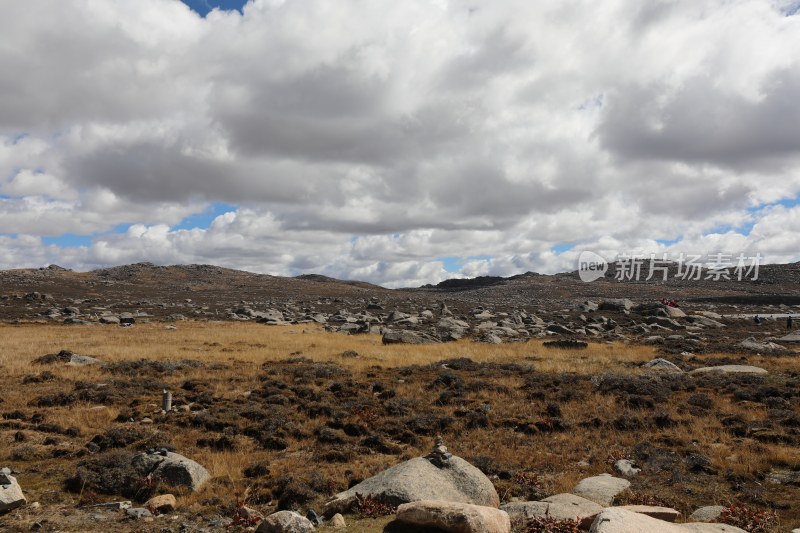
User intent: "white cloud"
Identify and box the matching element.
[0,0,799,286]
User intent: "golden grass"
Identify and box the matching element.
[1,321,798,531]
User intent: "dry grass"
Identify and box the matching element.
[0,321,798,532]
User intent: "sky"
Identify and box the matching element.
[1,0,800,288]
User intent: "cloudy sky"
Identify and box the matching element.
[1,0,799,287]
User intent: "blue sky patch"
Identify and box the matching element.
[174,202,237,231]
[181,0,248,17]
[552,243,575,254]
[42,234,92,247]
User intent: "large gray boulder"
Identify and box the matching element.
[396,500,510,533]
[324,455,499,514]
[132,451,210,492]
[738,337,790,355]
[0,470,26,514]
[572,474,630,506]
[256,510,315,533]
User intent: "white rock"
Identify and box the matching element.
[0,472,26,513]
[573,474,631,506]
[396,500,510,533]
[688,505,726,522]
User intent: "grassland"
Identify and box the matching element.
[0,322,798,531]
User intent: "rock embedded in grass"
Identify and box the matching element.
[572,474,631,506]
[256,510,315,533]
[0,469,26,514]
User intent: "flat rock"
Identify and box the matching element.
[590,508,747,533]
[256,511,315,533]
[690,365,767,375]
[738,337,790,354]
[132,451,210,492]
[325,455,499,514]
[382,330,441,345]
[688,506,726,522]
[642,358,682,372]
[0,472,26,514]
[396,500,510,533]
[682,524,748,532]
[501,499,600,529]
[616,504,680,522]
[573,474,630,506]
[590,508,685,532]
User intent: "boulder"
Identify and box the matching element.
[613,459,641,478]
[145,494,177,514]
[132,451,210,492]
[599,299,634,312]
[396,500,510,533]
[590,508,685,532]
[256,511,315,533]
[738,337,790,355]
[324,455,499,514]
[382,330,441,345]
[690,365,767,375]
[99,315,121,324]
[502,497,601,529]
[330,513,346,529]
[540,493,604,517]
[590,508,747,533]
[125,507,153,520]
[572,474,630,506]
[642,358,682,372]
[688,506,726,522]
[664,307,687,318]
[0,471,26,514]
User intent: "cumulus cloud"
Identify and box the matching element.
[1,0,799,287]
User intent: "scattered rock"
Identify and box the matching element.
[590,508,683,532]
[688,506,726,522]
[642,358,682,372]
[502,497,601,530]
[572,474,630,506]
[132,451,210,492]
[145,493,176,514]
[125,507,153,520]
[382,330,441,345]
[689,365,768,375]
[330,513,346,529]
[613,459,641,478]
[256,510,315,533]
[0,470,26,514]
[738,337,790,355]
[396,500,510,533]
[33,350,103,366]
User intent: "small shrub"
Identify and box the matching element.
[353,493,397,518]
[719,504,778,533]
[525,515,581,533]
